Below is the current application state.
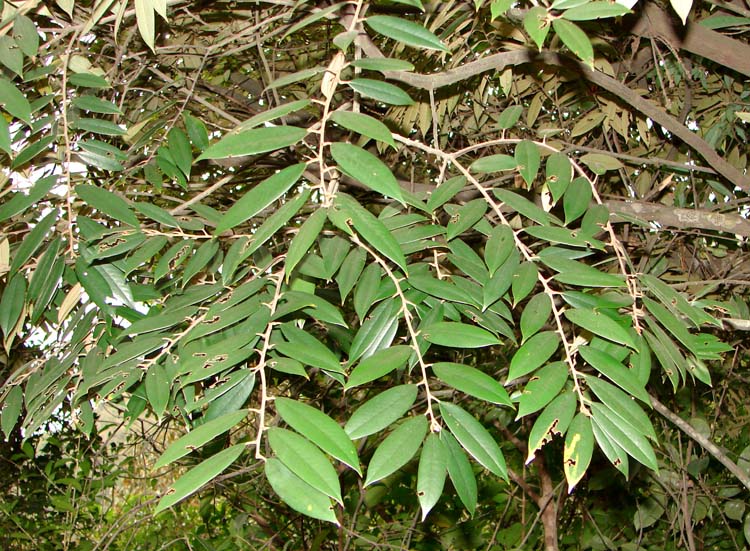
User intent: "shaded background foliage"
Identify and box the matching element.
[1,0,750,549]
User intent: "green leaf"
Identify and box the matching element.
[0,77,31,124]
[76,184,139,227]
[348,78,414,106]
[563,177,592,225]
[520,293,552,343]
[214,164,305,234]
[184,112,209,150]
[154,444,245,513]
[552,19,594,66]
[0,275,25,338]
[563,413,594,492]
[264,458,339,524]
[563,1,630,20]
[72,95,122,115]
[426,176,466,212]
[0,115,10,155]
[346,345,412,389]
[336,247,366,303]
[470,154,517,173]
[524,6,550,50]
[590,402,658,470]
[345,384,417,439]
[73,118,125,136]
[365,416,428,486]
[432,363,511,406]
[417,433,447,520]
[446,199,487,240]
[196,126,307,161]
[284,208,328,277]
[439,402,507,480]
[512,261,539,305]
[578,346,649,403]
[351,58,415,72]
[493,188,552,226]
[545,152,572,202]
[516,361,568,418]
[366,15,449,52]
[526,391,576,463]
[330,142,403,203]
[543,257,626,288]
[591,413,629,476]
[332,193,407,273]
[484,225,515,276]
[182,238,219,284]
[330,111,395,148]
[283,3,347,38]
[349,298,400,361]
[0,36,23,77]
[168,127,192,177]
[276,323,343,374]
[235,100,312,132]
[584,375,657,441]
[580,153,624,174]
[145,363,170,418]
[0,175,56,222]
[13,15,39,57]
[441,431,477,515]
[275,397,361,474]
[69,72,111,88]
[423,322,500,348]
[515,140,541,188]
[565,308,637,350]
[508,331,560,381]
[268,427,343,504]
[1,385,23,438]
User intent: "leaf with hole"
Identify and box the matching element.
[590,402,658,470]
[563,413,594,492]
[526,391,576,463]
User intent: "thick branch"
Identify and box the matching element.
[606,200,750,238]
[650,394,750,492]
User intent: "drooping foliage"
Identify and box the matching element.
[1,0,750,549]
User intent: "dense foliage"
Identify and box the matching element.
[1,0,750,549]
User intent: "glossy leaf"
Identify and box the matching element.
[432,362,511,406]
[524,6,550,50]
[508,331,560,381]
[515,140,540,188]
[590,402,658,470]
[264,458,339,524]
[145,364,170,418]
[441,431,477,515]
[275,397,360,474]
[440,402,507,480]
[284,208,328,277]
[366,15,449,52]
[578,346,650,403]
[516,361,568,418]
[329,111,395,148]
[423,322,500,348]
[520,293,552,343]
[565,308,637,349]
[484,225,515,276]
[330,142,404,202]
[268,427,343,504]
[470,154,516,173]
[346,345,412,389]
[417,433,447,520]
[344,384,417,439]
[276,323,343,374]
[584,375,657,441]
[563,177,592,224]
[552,18,594,66]
[154,444,245,513]
[348,78,414,106]
[545,152,572,202]
[76,184,139,227]
[365,416,428,486]
[350,57,415,72]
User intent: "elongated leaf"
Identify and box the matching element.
[524,6,550,50]
[508,331,560,381]
[145,363,170,418]
[331,142,403,202]
[346,345,412,389]
[565,308,637,349]
[344,384,417,439]
[276,324,343,374]
[275,397,360,474]
[590,402,658,470]
[552,18,594,66]
[284,208,328,277]
[215,163,305,234]
[365,415,428,486]
[418,433,447,520]
[264,458,339,524]
[520,293,552,343]
[516,361,568,418]
[439,402,507,480]
[0,175,57,222]
[526,391,576,463]
[0,77,32,123]
[470,154,516,173]
[1,385,24,438]
[72,95,122,114]
[563,1,630,20]
[484,225,515,275]
[433,363,511,406]
[330,111,395,148]
[584,375,657,441]
[446,199,487,240]
[332,193,407,273]
[493,188,552,226]
[76,184,139,227]
[563,413,594,492]
[546,152,572,202]
[515,140,540,188]
[366,15,449,52]
[154,444,245,513]
[154,410,248,469]
[0,275,25,338]
[351,58,415,72]
[348,78,414,106]
[197,126,306,161]
[268,427,343,504]
[441,431,477,515]
[427,176,466,212]
[423,322,500,348]
[578,346,649,403]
